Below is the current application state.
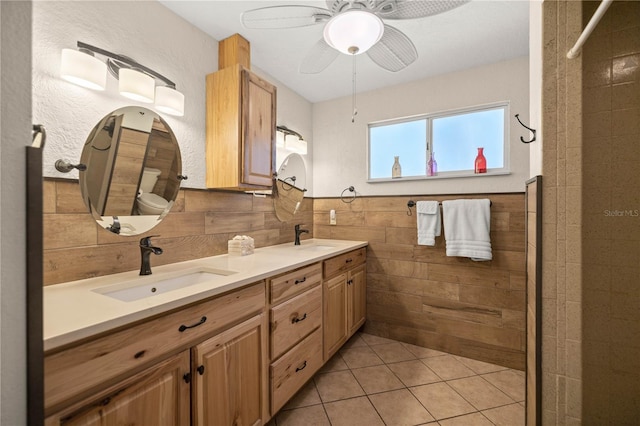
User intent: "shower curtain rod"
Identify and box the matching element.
[567,0,613,59]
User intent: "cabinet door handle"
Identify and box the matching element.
[197,365,205,375]
[178,316,207,332]
[183,372,192,384]
[345,258,353,264]
[295,360,307,372]
[294,277,307,285]
[292,313,307,324]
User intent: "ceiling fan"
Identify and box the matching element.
[241,0,470,74]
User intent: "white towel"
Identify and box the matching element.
[442,199,492,261]
[417,201,441,246]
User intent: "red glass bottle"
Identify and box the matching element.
[474,147,487,174]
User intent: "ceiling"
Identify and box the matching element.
[160,1,530,103]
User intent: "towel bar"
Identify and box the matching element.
[407,199,492,216]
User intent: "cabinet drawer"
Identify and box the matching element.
[45,282,265,412]
[323,248,366,278]
[270,263,321,304]
[271,286,322,359]
[271,328,323,414]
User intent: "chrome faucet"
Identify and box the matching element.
[139,236,163,275]
[294,224,309,245]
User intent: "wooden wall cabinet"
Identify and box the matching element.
[205,64,276,190]
[323,249,367,360]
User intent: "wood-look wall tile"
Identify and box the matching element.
[43,180,56,213]
[313,225,333,239]
[251,194,275,212]
[172,190,186,213]
[459,286,526,311]
[421,296,503,327]
[43,213,97,250]
[96,212,206,245]
[509,211,526,232]
[368,289,423,312]
[327,225,385,242]
[428,263,511,289]
[366,242,415,260]
[421,280,460,301]
[435,317,523,351]
[492,211,510,231]
[510,271,527,291]
[502,309,526,331]
[205,212,265,234]
[366,258,427,279]
[367,273,426,296]
[313,198,364,212]
[362,197,408,212]
[365,211,414,228]
[367,304,437,331]
[490,250,526,272]
[490,231,526,251]
[185,189,253,212]
[55,180,88,213]
[385,227,418,245]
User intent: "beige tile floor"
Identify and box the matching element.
[273,333,525,426]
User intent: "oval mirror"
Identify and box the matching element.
[273,153,307,222]
[79,106,182,235]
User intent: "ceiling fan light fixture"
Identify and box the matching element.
[323,10,384,55]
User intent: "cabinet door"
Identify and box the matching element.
[323,273,348,361]
[241,70,276,187]
[193,314,266,426]
[347,264,367,336]
[45,351,190,426]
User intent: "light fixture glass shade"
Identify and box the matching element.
[119,68,155,103]
[60,49,107,90]
[285,134,307,155]
[155,86,185,116]
[323,10,384,55]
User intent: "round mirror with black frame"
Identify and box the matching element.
[273,153,306,222]
[79,106,183,235]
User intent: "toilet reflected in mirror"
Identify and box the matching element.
[79,106,182,235]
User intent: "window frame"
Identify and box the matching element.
[367,101,511,182]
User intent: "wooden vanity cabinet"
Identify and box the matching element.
[193,313,268,426]
[323,248,367,360]
[267,263,324,414]
[44,351,191,426]
[205,64,276,190]
[44,282,267,426]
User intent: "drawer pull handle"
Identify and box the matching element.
[178,316,207,332]
[345,258,353,263]
[294,277,307,285]
[292,313,307,324]
[296,361,307,372]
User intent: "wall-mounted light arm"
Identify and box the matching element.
[276,125,305,141]
[77,41,177,89]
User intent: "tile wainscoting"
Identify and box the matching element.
[42,179,313,285]
[313,194,526,370]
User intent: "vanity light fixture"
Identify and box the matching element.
[60,41,185,116]
[276,126,307,155]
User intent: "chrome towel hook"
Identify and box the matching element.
[407,200,416,216]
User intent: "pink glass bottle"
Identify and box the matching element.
[474,147,487,174]
[427,152,437,176]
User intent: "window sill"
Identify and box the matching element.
[367,170,511,183]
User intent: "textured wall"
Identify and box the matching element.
[311,57,530,198]
[32,1,314,191]
[313,193,526,369]
[43,179,313,285]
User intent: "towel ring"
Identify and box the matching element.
[340,186,356,204]
[407,200,416,216]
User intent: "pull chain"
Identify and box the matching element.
[349,46,359,123]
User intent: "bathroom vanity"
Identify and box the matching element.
[43,239,367,425]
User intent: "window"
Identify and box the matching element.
[368,103,509,180]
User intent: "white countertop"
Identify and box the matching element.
[44,238,367,352]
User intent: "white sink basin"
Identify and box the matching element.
[93,268,237,302]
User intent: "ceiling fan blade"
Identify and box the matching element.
[366,24,417,72]
[299,38,340,74]
[241,5,331,29]
[375,0,469,20]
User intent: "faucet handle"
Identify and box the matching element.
[140,235,160,246]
